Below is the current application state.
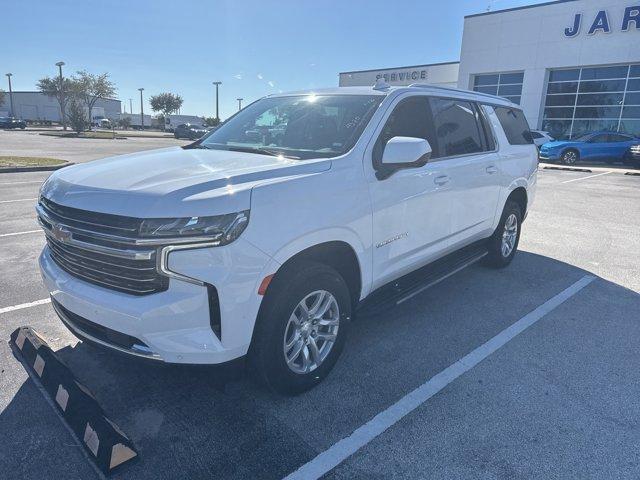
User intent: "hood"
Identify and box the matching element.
[41,147,331,218]
[541,140,578,149]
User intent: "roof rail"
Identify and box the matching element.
[407,83,511,103]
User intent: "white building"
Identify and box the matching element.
[339,0,640,139]
[0,91,121,122]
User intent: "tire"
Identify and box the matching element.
[249,260,352,395]
[561,149,579,165]
[484,200,522,269]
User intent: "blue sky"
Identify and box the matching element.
[2,0,547,119]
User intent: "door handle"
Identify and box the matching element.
[434,175,450,186]
[486,165,498,174]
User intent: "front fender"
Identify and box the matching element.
[257,226,372,300]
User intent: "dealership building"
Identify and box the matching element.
[339,0,640,139]
[0,91,121,122]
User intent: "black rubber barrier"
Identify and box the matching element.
[10,326,138,475]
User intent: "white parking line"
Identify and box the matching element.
[0,180,44,185]
[0,230,42,238]
[561,171,612,184]
[0,298,51,315]
[283,275,596,480]
[0,197,37,204]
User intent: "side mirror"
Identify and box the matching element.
[381,136,432,166]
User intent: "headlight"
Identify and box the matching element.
[139,210,249,245]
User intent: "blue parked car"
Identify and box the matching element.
[539,131,640,165]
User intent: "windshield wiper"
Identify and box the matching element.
[223,145,299,159]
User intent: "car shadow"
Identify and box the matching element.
[2,251,639,479]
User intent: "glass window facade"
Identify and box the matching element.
[542,64,640,139]
[473,72,524,105]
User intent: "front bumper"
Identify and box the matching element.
[538,151,559,161]
[40,238,277,364]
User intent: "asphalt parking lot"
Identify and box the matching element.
[0,129,189,163]
[1,166,639,479]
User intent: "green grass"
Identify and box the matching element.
[0,156,67,167]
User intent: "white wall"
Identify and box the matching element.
[458,0,640,128]
[339,62,459,88]
[0,92,121,121]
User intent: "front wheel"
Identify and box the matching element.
[484,200,522,269]
[561,149,579,165]
[249,261,351,395]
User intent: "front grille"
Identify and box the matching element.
[39,198,169,296]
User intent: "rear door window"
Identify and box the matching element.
[494,107,533,145]
[428,98,485,157]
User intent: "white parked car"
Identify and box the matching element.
[38,84,537,394]
[529,129,554,147]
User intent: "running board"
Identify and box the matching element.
[358,242,488,314]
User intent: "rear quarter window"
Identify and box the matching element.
[494,107,533,145]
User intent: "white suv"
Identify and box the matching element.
[38,84,537,394]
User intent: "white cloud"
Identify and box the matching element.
[268,81,275,87]
[234,74,243,80]
[257,73,263,80]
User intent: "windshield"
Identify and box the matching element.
[200,94,382,159]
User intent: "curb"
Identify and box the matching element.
[539,162,640,175]
[10,326,139,475]
[0,162,74,174]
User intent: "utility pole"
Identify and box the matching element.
[129,98,133,115]
[56,61,66,130]
[213,81,222,121]
[237,98,243,111]
[138,88,144,129]
[5,73,14,117]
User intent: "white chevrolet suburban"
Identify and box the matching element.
[38,83,537,394]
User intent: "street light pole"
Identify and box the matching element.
[213,81,222,121]
[138,88,144,129]
[5,73,14,117]
[55,61,66,130]
[237,98,243,111]
[129,98,133,115]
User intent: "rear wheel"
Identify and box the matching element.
[249,261,351,395]
[561,149,579,165]
[484,200,522,269]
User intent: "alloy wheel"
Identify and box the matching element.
[283,290,340,374]
[501,213,518,257]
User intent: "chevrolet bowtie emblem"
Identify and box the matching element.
[51,224,72,243]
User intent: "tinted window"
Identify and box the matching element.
[580,66,629,80]
[499,72,524,84]
[609,134,632,142]
[530,131,543,139]
[549,69,580,82]
[545,94,576,106]
[474,74,499,86]
[373,96,438,166]
[590,134,609,143]
[494,107,533,145]
[429,98,484,157]
[579,80,627,93]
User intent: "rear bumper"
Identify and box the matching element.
[39,238,277,364]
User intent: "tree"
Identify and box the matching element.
[203,116,220,127]
[149,93,183,124]
[67,99,87,134]
[37,76,77,130]
[73,71,116,127]
[0,89,5,110]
